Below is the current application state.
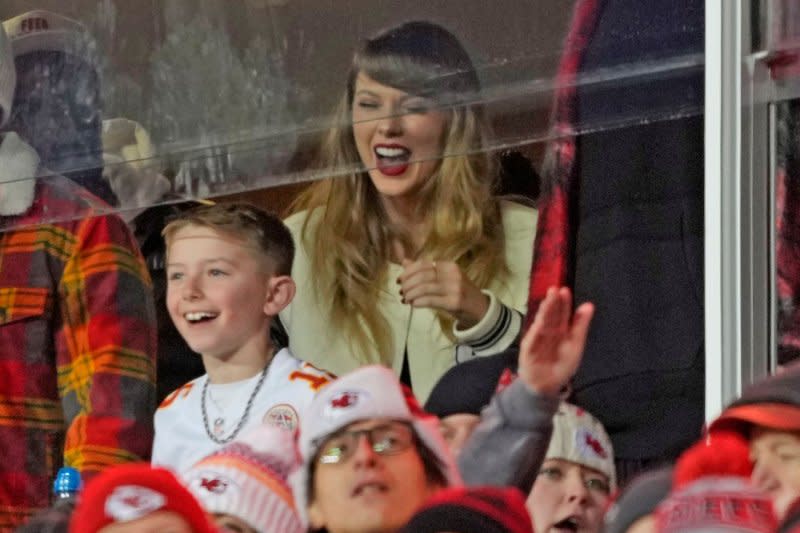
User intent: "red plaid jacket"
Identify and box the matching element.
[525,0,600,326]
[0,175,157,530]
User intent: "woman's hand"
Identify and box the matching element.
[517,286,594,396]
[398,259,489,328]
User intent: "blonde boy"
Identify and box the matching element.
[152,203,332,472]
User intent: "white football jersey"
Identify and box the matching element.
[152,348,332,473]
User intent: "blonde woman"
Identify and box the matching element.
[280,21,537,401]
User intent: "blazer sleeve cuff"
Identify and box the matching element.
[453,290,522,362]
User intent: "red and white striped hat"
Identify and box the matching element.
[182,423,304,533]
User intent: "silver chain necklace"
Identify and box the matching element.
[201,360,271,445]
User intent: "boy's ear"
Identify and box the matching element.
[263,274,296,316]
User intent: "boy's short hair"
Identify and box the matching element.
[162,202,294,275]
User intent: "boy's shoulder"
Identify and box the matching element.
[156,374,204,412]
[271,347,336,393]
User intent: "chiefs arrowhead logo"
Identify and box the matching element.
[105,486,165,522]
[323,389,371,419]
[576,428,608,459]
[330,391,360,409]
[200,477,228,494]
[584,433,608,458]
[187,470,239,498]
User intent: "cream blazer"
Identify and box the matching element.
[280,200,537,402]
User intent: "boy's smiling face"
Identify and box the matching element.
[166,225,273,364]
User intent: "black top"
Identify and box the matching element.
[569,0,705,459]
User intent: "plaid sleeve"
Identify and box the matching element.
[56,213,157,476]
[525,0,601,330]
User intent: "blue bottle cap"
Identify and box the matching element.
[53,466,82,495]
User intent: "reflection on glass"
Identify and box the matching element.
[149,14,296,196]
[766,0,800,51]
[0,0,708,227]
[4,10,117,204]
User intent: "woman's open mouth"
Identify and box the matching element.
[374,145,410,176]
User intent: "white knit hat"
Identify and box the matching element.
[291,365,462,525]
[545,402,617,491]
[182,424,304,533]
[3,10,97,59]
[0,22,16,128]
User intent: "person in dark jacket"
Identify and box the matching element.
[3,10,118,205]
[526,0,705,484]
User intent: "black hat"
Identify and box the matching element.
[603,467,673,533]
[424,349,517,417]
[400,486,533,533]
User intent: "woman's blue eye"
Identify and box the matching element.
[209,269,227,276]
[168,272,183,281]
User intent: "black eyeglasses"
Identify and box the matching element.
[316,422,415,465]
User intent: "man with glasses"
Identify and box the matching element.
[293,364,461,533]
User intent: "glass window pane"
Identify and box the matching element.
[0,0,704,226]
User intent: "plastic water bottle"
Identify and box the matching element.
[52,467,82,503]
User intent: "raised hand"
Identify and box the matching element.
[517,286,594,396]
[398,258,489,328]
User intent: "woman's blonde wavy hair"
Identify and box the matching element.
[291,21,508,364]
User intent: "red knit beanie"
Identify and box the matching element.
[69,463,217,533]
[656,432,776,533]
[399,486,534,533]
[673,432,753,490]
